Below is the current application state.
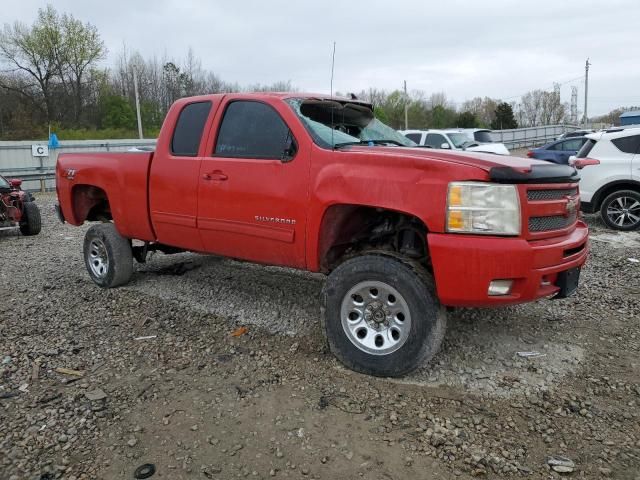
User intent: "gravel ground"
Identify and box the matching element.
[1,194,639,480]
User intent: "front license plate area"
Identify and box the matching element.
[553,267,581,299]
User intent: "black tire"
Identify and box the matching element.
[83,223,133,288]
[600,190,640,231]
[19,201,41,236]
[322,253,446,377]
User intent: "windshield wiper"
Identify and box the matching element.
[334,139,404,149]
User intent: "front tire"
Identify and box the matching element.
[19,201,41,236]
[83,223,133,287]
[322,253,446,377]
[600,190,640,231]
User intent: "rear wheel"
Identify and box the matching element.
[19,201,41,236]
[83,223,133,287]
[600,190,640,231]
[322,253,446,377]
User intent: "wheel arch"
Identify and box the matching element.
[71,184,112,223]
[591,180,640,210]
[315,203,431,273]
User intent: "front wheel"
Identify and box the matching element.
[83,223,133,287]
[600,190,640,231]
[322,253,446,377]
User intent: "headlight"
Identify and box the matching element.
[446,182,521,235]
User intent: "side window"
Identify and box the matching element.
[171,101,212,156]
[215,101,293,159]
[563,139,584,151]
[474,131,494,142]
[576,139,596,158]
[547,142,561,151]
[405,133,422,144]
[611,135,640,154]
[425,133,446,148]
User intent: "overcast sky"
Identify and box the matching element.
[7,0,640,115]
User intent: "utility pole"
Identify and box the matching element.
[404,80,408,130]
[583,58,590,126]
[133,67,144,139]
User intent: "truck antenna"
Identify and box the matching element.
[330,41,336,149]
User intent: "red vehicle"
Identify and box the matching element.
[0,175,41,236]
[55,93,589,377]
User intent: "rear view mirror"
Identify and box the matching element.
[441,143,450,149]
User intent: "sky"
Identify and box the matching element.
[5,0,640,116]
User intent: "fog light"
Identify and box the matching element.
[488,280,514,296]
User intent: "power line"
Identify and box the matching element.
[500,74,585,102]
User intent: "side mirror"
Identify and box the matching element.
[440,142,451,149]
[281,130,297,163]
[9,179,22,188]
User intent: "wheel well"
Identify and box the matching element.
[71,185,112,223]
[317,204,429,273]
[592,181,640,210]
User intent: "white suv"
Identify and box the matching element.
[400,129,510,155]
[575,127,640,230]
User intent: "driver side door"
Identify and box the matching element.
[197,98,309,268]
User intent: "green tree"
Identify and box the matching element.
[0,5,63,123]
[100,95,135,129]
[431,105,457,128]
[57,12,106,124]
[456,111,478,128]
[491,102,518,130]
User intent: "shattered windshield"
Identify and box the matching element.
[286,98,415,149]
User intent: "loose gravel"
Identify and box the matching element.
[1,194,639,479]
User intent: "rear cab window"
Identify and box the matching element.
[405,133,423,144]
[171,101,212,156]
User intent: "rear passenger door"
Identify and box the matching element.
[611,134,640,182]
[149,100,216,251]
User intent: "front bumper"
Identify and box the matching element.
[428,221,589,307]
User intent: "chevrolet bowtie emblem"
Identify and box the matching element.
[565,196,578,217]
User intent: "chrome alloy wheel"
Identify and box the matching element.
[340,281,411,356]
[606,196,640,228]
[88,238,109,279]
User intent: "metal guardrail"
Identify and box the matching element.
[493,125,581,149]
[0,168,55,193]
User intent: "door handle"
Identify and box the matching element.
[203,171,228,181]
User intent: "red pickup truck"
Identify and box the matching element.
[56,92,589,377]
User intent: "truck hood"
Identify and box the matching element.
[346,145,541,171]
[342,146,579,183]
